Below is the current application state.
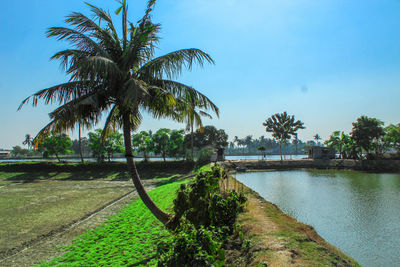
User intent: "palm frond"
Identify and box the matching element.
[47,27,106,56]
[18,81,95,110]
[157,80,219,117]
[138,49,214,80]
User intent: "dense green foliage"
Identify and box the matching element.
[263,111,305,160]
[38,134,73,162]
[351,116,385,158]
[42,179,186,266]
[325,116,400,159]
[184,125,228,151]
[88,129,124,162]
[158,166,246,266]
[132,131,153,161]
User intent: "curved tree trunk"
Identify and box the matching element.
[122,113,170,225]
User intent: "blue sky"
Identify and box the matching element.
[1,0,400,149]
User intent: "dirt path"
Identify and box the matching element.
[0,180,159,267]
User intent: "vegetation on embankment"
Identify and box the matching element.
[228,177,360,267]
[40,178,188,266]
[221,158,400,173]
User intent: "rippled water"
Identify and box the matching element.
[234,170,400,267]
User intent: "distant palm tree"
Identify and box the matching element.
[22,134,33,150]
[263,111,305,160]
[19,0,217,225]
[244,135,253,153]
[182,97,216,160]
[314,134,322,146]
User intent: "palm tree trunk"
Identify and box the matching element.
[191,124,194,160]
[122,113,170,225]
[78,123,84,164]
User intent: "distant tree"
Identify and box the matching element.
[104,131,124,162]
[351,116,385,158]
[258,146,266,160]
[11,146,30,158]
[313,134,322,146]
[22,134,33,150]
[38,134,73,162]
[152,128,171,162]
[292,133,300,155]
[384,124,400,153]
[183,98,216,160]
[188,125,228,150]
[325,131,342,158]
[132,131,153,162]
[71,137,90,157]
[88,129,124,162]
[168,129,185,158]
[244,135,253,153]
[341,133,359,159]
[263,111,305,160]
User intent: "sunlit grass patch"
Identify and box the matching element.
[42,179,187,266]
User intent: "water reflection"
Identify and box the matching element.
[235,170,400,267]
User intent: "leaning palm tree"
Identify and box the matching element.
[263,111,305,161]
[19,0,218,225]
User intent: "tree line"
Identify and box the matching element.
[325,116,400,159]
[12,125,228,162]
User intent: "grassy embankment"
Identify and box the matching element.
[0,161,193,258]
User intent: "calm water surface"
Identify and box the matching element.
[234,170,400,267]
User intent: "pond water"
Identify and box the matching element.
[234,170,400,267]
[226,154,307,160]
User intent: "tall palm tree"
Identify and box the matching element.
[22,134,33,150]
[314,134,321,146]
[263,111,305,160]
[182,97,216,160]
[19,0,218,225]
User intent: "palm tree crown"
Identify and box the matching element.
[263,111,305,160]
[19,0,218,225]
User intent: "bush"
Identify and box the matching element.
[157,222,225,267]
[158,165,246,266]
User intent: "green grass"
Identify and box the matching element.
[41,179,187,266]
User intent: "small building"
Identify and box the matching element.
[308,146,335,159]
[0,151,11,159]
